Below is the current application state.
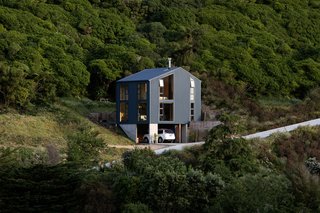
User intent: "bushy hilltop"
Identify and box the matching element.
[0,0,320,108]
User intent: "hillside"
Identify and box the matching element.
[0,98,131,166]
[1,1,320,211]
[0,0,320,110]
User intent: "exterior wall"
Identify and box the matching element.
[173,68,192,124]
[149,77,159,124]
[119,124,137,141]
[116,81,149,124]
[149,67,201,124]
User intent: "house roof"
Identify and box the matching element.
[117,67,178,82]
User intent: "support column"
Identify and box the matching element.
[175,124,181,143]
[181,124,188,143]
[149,124,158,143]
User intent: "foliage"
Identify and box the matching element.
[0,147,18,166]
[0,100,131,167]
[202,124,258,177]
[2,125,320,212]
[67,129,105,164]
[211,172,294,213]
[122,203,152,213]
[305,157,320,175]
[2,0,320,211]
[0,164,85,212]
[1,0,320,109]
[112,149,224,213]
[271,127,320,211]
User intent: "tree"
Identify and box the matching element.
[87,59,121,100]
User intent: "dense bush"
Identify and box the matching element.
[67,129,105,164]
[270,127,320,211]
[1,0,320,108]
[0,164,85,212]
[111,149,224,213]
[202,125,258,177]
[2,125,320,212]
[211,172,294,213]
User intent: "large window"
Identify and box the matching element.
[120,84,128,100]
[159,75,174,121]
[138,83,147,100]
[120,102,128,122]
[137,83,147,122]
[160,103,173,121]
[159,75,174,100]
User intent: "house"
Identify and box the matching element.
[116,66,201,143]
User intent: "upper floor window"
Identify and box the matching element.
[138,83,147,100]
[159,75,174,100]
[120,84,128,100]
[190,78,195,101]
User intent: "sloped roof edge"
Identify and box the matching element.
[117,67,201,83]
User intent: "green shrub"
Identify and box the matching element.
[67,130,104,164]
[122,203,152,213]
[211,172,294,213]
[202,125,258,176]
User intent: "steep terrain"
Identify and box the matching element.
[0,98,131,165]
[0,0,320,109]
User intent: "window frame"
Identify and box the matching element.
[138,82,147,101]
[120,84,128,101]
[190,102,194,121]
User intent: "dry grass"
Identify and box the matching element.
[0,113,66,149]
[0,101,132,164]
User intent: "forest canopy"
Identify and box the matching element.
[0,0,320,107]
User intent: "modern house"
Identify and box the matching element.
[116,66,201,143]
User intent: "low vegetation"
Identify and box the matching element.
[0,98,131,166]
[1,123,320,212]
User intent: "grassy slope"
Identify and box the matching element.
[0,98,132,165]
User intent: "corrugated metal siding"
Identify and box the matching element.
[149,77,159,123]
[172,68,190,124]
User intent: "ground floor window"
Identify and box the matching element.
[138,102,147,121]
[120,102,128,122]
